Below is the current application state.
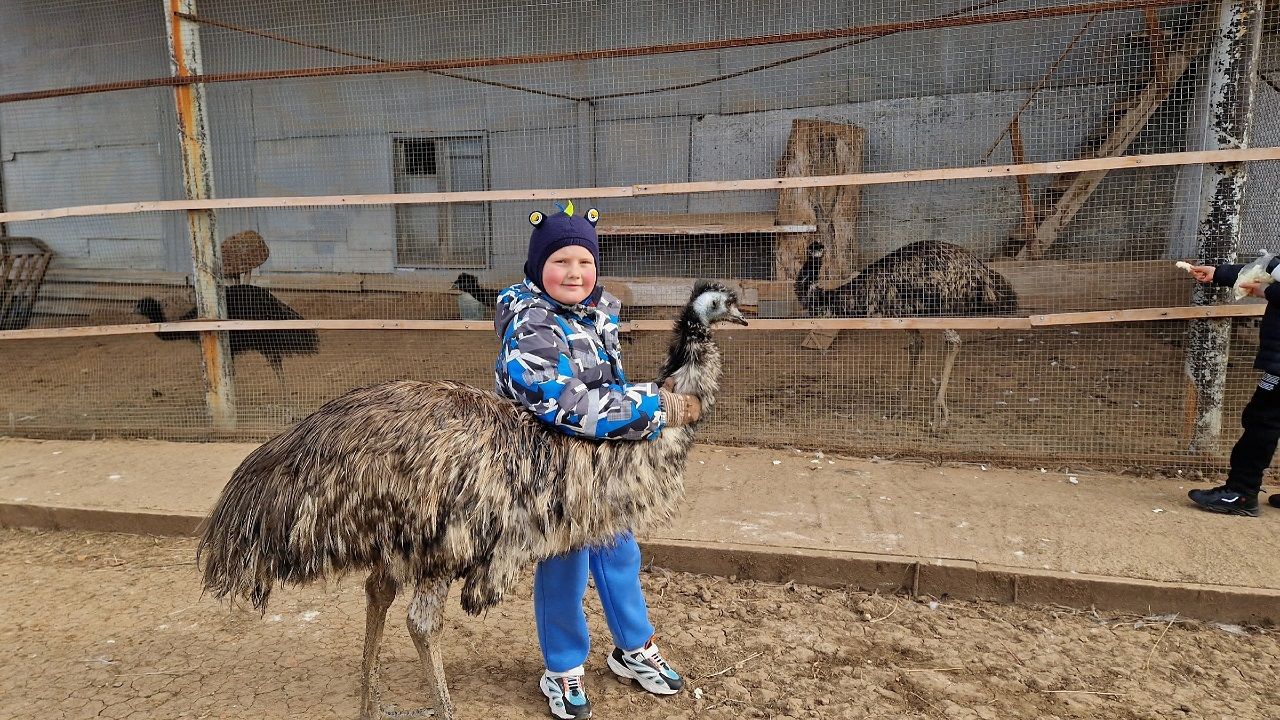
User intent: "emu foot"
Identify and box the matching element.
[927,402,950,434]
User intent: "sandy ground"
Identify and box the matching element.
[2,527,1277,720]
[0,320,1272,468]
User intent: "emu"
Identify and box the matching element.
[134,285,319,406]
[795,240,1017,430]
[450,273,499,320]
[197,281,747,720]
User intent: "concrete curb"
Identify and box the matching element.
[5,502,1276,625]
[641,539,1280,626]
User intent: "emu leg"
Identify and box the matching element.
[407,578,455,720]
[931,330,962,432]
[894,330,925,418]
[267,356,292,422]
[360,568,400,720]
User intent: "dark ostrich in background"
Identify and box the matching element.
[134,284,319,408]
[795,240,1018,430]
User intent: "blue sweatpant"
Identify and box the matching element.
[534,532,655,673]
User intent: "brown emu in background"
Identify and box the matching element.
[197,281,746,720]
[795,240,1018,430]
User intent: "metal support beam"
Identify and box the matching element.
[576,99,596,189]
[164,0,236,431]
[1187,0,1263,452]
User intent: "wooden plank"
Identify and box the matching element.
[29,259,1184,314]
[0,318,494,340]
[597,212,815,235]
[602,276,759,308]
[4,148,1280,224]
[250,272,363,292]
[748,258,1189,313]
[1031,303,1264,325]
[1009,118,1038,242]
[38,283,179,302]
[775,119,865,283]
[45,267,189,285]
[2,302,1270,341]
[632,149,1280,196]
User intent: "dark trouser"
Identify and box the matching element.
[1226,373,1280,495]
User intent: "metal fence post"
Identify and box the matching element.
[164,0,237,431]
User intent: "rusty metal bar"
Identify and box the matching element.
[1186,0,1264,452]
[165,0,237,431]
[3,0,1195,105]
[172,11,582,102]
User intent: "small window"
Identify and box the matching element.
[393,135,490,268]
[400,139,437,176]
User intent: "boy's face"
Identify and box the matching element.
[542,245,596,305]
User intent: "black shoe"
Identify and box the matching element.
[1270,494,1280,509]
[1188,485,1259,517]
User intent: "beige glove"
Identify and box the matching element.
[659,388,702,427]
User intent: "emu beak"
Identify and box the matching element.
[723,307,748,326]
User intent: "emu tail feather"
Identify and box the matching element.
[197,425,331,611]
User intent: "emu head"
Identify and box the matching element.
[689,280,748,327]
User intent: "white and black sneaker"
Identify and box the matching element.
[607,640,684,695]
[540,667,592,719]
[1188,485,1259,517]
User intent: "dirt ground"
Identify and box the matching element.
[2,527,1277,720]
[0,318,1271,469]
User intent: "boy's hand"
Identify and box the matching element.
[659,387,702,426]
[1188,264,1216,283]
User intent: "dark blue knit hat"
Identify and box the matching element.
[524,201,601,286]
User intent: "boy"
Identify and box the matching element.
[494,203,696,718]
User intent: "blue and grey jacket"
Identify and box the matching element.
[495,279,666,440]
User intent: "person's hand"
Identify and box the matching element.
[1240,281,1269,299]
[658,382,702,426]
[1188,264,1216,283]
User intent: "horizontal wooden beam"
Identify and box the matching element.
[1029,303,1264,325]
[597,212,815,236]
[0,303,1265,341]
[3,148,1278,223]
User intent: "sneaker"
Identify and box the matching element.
[540,668,591,719]
[607,640,684,695]
[1188,485,1259,517]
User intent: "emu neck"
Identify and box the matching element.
[658,310,722,410]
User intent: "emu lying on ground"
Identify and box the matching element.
[795,240,1018,431]
[198,281,746,720]
[134,285,319,407]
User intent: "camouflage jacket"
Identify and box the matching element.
[494,280,665,440]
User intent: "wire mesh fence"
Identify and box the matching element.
[1,0,1278,469]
